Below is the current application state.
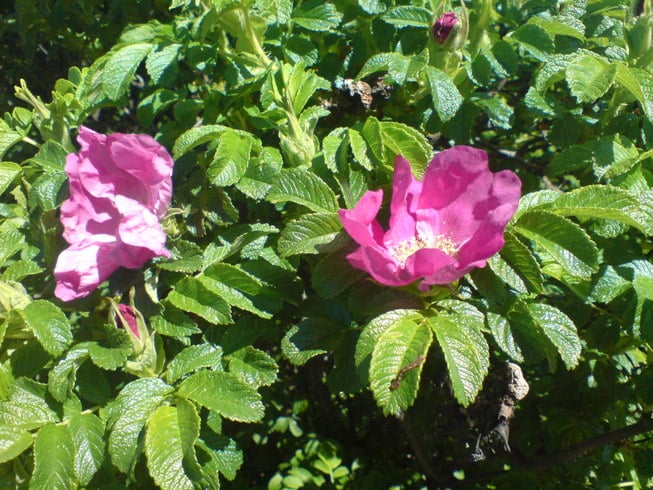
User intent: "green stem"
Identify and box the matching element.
[241,6,272,67]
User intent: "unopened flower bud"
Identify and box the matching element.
[110,299,161,377]
[432,12,458,45]
[115,304,142,341]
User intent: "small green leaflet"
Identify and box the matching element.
[177,371,265,422]
[101,43,153,101]
[21,299,73,356]
[145,406,194,490]
[107,378,173,473]
[69,412,105,486]
[267,169,338,213]
[31,424,76,489]
[369,317,432,415]
[428,304,489,407]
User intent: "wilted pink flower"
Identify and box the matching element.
[116,303,140,339]
[432,11,458,44]
[54,126,173,301]
[338,146,521,290]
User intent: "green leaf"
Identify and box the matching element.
[28,171,67,211]
[381,6,432,28]
[312,247,366,299]
[499,231,543,293]
[165,344,223,384]
[369,317,432,415]
[151,307,201,337]
[207,131,252,187]
[68,412,105,486]
[428,310,489,407]
[348,128,372,171]
[282,317,345,365]
[473,95,513,129]
[0,379,58,430]
[264,0,293,23]
[284,62,330,115]
[380,121,433,174]
[20,300,72,357]
[1,260,43,282]
[48,344,90,402]
[107,378,173,474]
[615,65,653,121]
[145,43,181,86]
[549,185,649,234]
[0,162,20,196]
[167,277,232,325]
[0,425,32,463]
[358,52,410,83]
[102,43,153,101]
[87,326,133,371]
[0,123,23,160]
[200,263,274,318]
[173,124,233,158]
[178,371,264,422]
[277,213,343,257]
[355,309,422,380]
[145,406,194,490]
[292,0,342,31]
[267,169,338,213]
[486,312,523,362]
[510,24,554,59]
[227,346,279,388]
[237,146,283,199]
[526,303,581,369]
[360,115,387,164]
[31,424,76,490]
[565,51,616,103]
[358,0,386,14]
[593,134,639,180]
[514,210,599,278]
[424,66,463,122]
[197,436,243,482]
[548,143,594,176]
[0,228,23,268]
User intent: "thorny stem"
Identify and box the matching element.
[240,4,272,67]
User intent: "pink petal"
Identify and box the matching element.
[404,248,458,279]
[384,156,421,247]
[54,243,119,301]
[346,245,412,286]
[338,190,385,247]
[117,304,141,339]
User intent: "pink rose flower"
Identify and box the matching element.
[54,126,174,301]
[432,11,458,45]
[338,146,521,290]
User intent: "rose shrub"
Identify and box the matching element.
[2,0,653,489]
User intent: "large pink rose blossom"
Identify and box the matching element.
[338,146,521,290]
[54,126,173,301]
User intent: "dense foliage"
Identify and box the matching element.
[2,0,653,488]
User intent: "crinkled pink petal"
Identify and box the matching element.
[54,243,120,301]
[111,196,170,268]
[384,156,422,247]
[338,190,385,247]
[346,246,411,287]
[108,133,174,216]
[405,248,458,280]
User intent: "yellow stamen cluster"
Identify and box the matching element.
[388,234,458,266]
